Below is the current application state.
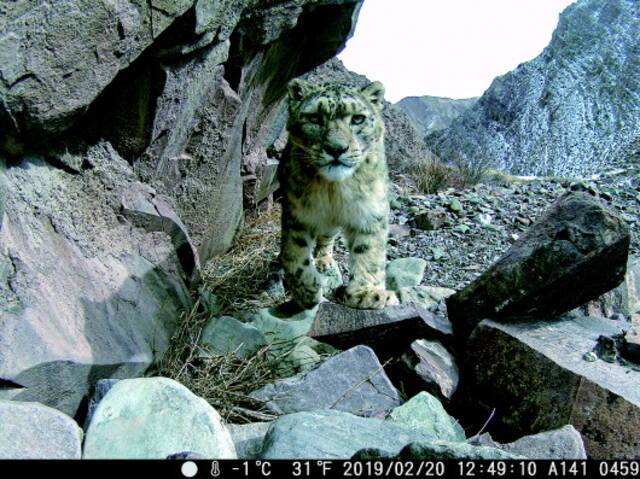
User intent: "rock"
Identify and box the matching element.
[488,425,587,460]
[397,340,459,400]
[0,400,83,459]
[396,96,477,136]
[259,409,441,459]
[426,0,640,177]
[397,286,455,307]
[387,392,465,442]
[465,316,639,458]
[309,303,453,359]
[624,316,640,362]
[0,0,194,145]
[447,198,464,215]
[228,422,272,459]
[447,192,630,337]
[250,346,401,417]
[353,441,520,460]
[198,316,267,359]
[414,211,445,231]
[0,144,192,416]
[166,451,208,460]
[242,302,331,374]
[386,257,427,290]
[83,377,236,459]
[83,378,119,430]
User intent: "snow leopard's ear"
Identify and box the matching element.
[361,81,385,109]
[288,79,314,103]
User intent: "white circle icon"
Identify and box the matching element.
[181,461,198,478]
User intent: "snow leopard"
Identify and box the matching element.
[278,78,398,310]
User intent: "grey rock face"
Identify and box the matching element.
[396,96,477,136]
[259,409,441,459]
[309,303,453,358]
[0,143,192,416]
[447,191,630,337]
[83,377,237,459]
[399,340,459,400]
[228,422,272,459]
[83,378,120,431]
[0,400,82,459]
[387,392,465,442]
[497,425,587,460]
[0,0,194,146]
[250,346,401,417]
[353,441,520,460]
[426,0,640,177]
[466,316,639,458]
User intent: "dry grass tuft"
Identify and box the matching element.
[406,151,488,194]
[201,206,285,315]
[158,297,299,423]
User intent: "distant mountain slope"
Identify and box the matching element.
[396,96,477,137]
[425,0,640,177]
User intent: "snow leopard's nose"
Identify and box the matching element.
[325,144,348,159]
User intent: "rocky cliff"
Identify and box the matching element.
[0,0,363,416]
[425,0,640,177]
[396,96,477,137]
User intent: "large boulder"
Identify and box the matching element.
[0,143,192,416]
[259,409,448,459]
[0,400,82,459]
[473,425,587,460]
[447,192,630,337]
[250,346,401,417]
[83,377,237,459]
[426,0,640,177]
[464,316,639,458]
[309,303,452,358]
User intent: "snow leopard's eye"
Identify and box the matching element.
[351,114,366,125]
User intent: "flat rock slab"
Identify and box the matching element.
[83,377,236,459]
[309,303,453,358]
[473,425,587,459]
[0,400,82,459]
[250,346,401,417]
[466,316,638,458]
[259,409,440,459]
[447,192,630,337]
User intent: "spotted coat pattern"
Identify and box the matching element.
[278,79,398,309]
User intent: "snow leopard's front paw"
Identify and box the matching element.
[341,284,398,310]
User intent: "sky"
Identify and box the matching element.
[338,0,576,103]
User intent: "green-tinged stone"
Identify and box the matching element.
[386,257,427,290]
[387,392,465,442]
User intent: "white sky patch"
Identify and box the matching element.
[339,0,576,103]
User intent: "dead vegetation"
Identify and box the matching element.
[157,297,297,423]
[405,151,489,194]
[200,206,286,316]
